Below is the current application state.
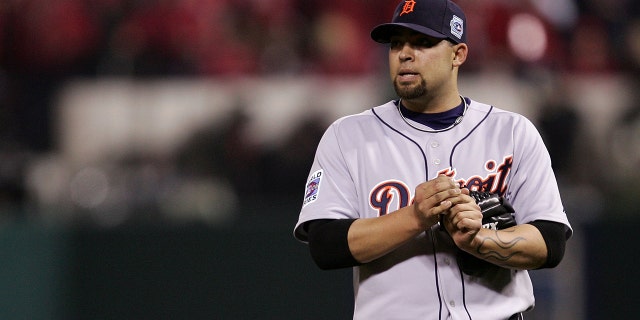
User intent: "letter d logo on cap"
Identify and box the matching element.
[400,0,416,16]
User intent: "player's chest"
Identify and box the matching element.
[346,135,515,215]
[347,133,512,178]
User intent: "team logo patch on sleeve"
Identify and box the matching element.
[303,169,323,206]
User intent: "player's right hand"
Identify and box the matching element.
[412,175,461,229]
[440,189,483,247]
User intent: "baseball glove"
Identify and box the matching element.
[457,191,516,276]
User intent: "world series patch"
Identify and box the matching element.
[450,15,464,40]
[303,169,323,206]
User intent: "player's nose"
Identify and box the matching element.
[398,44,414,61]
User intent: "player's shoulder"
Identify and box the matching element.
[468,99,512,115]
[468,98,532,124]
[466,98,542,142]
[330,101,395,128]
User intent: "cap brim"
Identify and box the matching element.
[371,23,448,43]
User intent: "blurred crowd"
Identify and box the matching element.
[1,0,639,76]
[0,0,637,77]
[0,0,639,226]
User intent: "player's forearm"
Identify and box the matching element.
[463,224,548,270]
[348,206,428,263]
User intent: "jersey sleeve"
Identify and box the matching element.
[293,120,360,242]
[509,117,573,239]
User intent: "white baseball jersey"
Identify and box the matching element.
[294,98,572,320]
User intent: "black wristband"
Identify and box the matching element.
[528,220,568,269]
[306,219,360,270]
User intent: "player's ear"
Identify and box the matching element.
[452,43,468,67]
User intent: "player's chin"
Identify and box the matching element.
[393,83,426,100]
[394,77,426,96]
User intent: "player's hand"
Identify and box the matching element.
[440,188,483,248]
[412,175,461,229]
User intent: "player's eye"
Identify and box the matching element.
[389,37,441,50]
[389,40,403,49]
[420,39,434,47]
[417,38,440,48]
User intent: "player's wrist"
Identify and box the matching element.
[452,228,483,253]
[410,204,438,230]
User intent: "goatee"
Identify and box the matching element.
[393,78,427,100]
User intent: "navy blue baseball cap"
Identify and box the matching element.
[371,0,467,44]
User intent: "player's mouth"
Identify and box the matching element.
[397,70,420,82]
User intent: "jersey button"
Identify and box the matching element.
[433,159,441,165]
[449,300,456,307]
[431,141,439,148]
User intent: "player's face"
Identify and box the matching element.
[388,29,459,106]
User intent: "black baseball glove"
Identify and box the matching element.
[457,191,517,276]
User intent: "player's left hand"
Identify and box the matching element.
[440,188,483,248]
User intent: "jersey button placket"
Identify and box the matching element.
[428,140,442,167]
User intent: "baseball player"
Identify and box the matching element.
[293,0,572,319]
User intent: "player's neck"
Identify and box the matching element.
[402,92,462,114]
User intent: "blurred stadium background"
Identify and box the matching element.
[0,0,639,319]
